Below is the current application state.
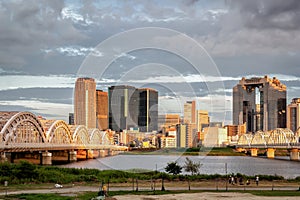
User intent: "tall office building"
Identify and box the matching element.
[138,88,158,132]
[108,85,139,131]
[287,98,300,132]
[197,110,209,132]
[96,90,108,130]
[233,76,286,133]
[184,100,196,124]
[164,114,180,128]
[68,113,74,125]
[176,124,187,148]
[74,77,96,128]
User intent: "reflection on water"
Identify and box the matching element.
[61,155,300,179]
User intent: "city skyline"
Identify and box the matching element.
[1,0,300,124]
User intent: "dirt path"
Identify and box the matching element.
[113,193,300,200]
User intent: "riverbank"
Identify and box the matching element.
[1,183,300,200]
[124,147,290,157]
[124,147,246,156]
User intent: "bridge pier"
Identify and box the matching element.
[289,148,299,161]
[266,148,275,159]
[0,152,7,162]
[68,151,77,163]
[99,150,107,157]
[236,147,246,153]
[41,151,52,165]
[250,148,258,157]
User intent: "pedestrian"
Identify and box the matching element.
[231,176,234,185]
[246,179,250,185]
[255,176,259,186]
[239,177,243,185]
[102,184,108,197]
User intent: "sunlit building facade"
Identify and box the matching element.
[287,98,300,132]
[74,77,96,128]
[233,76,286,132]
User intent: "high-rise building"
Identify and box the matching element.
[184,100,196,124]
[165,114,180,128]
[96,90,108,130]
[233,76,286,133]
[74,77,96,128]
[138,88,158,132]
[108,85,139,131]
[287,98,300,132]
[68,113,74,125]
[197,110,209,132]
[176,124,187,148]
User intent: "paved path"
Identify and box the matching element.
[1,185,299,196]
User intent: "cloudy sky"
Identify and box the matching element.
[1,0,300,124]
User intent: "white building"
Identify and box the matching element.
[202,127,228,147]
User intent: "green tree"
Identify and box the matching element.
[165,162,182,175]
[183,157,202,175]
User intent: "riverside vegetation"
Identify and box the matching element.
[0,161,300,199]
[0,160,297,185]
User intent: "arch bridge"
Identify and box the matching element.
[0,112,127,165]
[236,128,300,160]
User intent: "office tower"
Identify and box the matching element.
[68,113,74,125]
[233,76,286,133]
[176,124,187,148]
[287,98,300,132]
[96,90,108,130]
[108,85,139,131]
[138,88,158,132]
[197,110,209,132]
[184,100,196,124]
[165,114,180,127]
[74,77,96,128]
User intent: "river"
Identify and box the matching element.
[61,155,300,179]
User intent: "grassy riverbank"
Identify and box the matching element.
[124,147,291,157]
[3,189,300,200]
[124,147,246,156]
[0,161,299,199]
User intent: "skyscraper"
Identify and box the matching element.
[108,85,139,131]
[184,100,196,124]
[287,98,300,132]
[197,110,209,132]
[74,77,96,128]
[233,76,286,132]
[138,88,158,132]
[96,90,108,130]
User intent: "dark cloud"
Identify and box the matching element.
[227,0,300,30]
[0,0,86,70]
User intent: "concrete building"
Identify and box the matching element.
[184,100,196,124]
[287,98,300,132]
[74,77,96,128]
[138,88,158,132]
[96,90,108,130]
[176,124,187,148]
[197,110,209,132]
[202,127,228,147]
[160,136,176,148]
[186,123,198,148]
[233,76,286,132]
[224,124,246,143]
[108,85,139,131]
[165,114,180,128]
[68,113,74,125]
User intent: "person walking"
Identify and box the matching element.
[255,176,259,186]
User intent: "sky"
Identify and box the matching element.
[1,0,300,124]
